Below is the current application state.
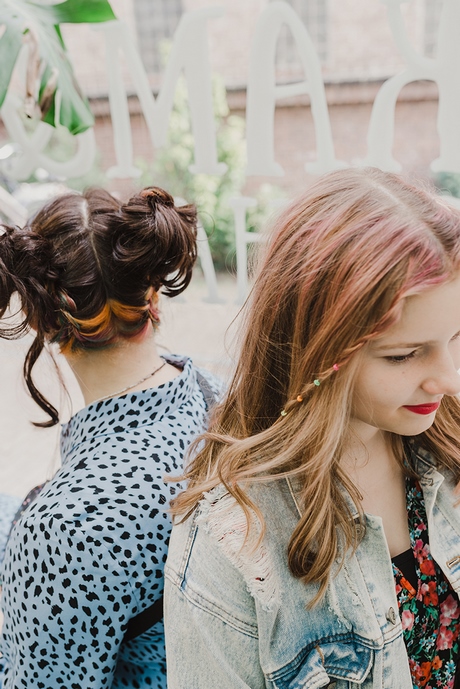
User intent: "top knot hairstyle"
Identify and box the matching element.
[0,186,197,426]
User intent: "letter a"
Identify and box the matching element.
[246,1,344,176]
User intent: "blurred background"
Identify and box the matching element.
[0,0,459,496]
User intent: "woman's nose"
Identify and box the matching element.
[421,352,460,397]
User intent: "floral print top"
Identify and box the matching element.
[392,478,460,688]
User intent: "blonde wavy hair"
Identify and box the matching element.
[172,167,460,600]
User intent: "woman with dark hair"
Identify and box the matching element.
[165,168,460,689]
[0,186,220,688]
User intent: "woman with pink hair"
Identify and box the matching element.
[165,168,460,688]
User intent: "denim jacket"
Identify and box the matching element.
[164,448,460,689]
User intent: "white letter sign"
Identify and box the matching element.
[246,0,344,177]
[98,8,226,178]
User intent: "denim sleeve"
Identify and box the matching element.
[164,579,267,689]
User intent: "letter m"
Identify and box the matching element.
[99,8,226,177]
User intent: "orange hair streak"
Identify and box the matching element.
[57,294,159,353]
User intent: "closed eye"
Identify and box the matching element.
[385,351,417,364]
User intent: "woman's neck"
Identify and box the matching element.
[63,328,180,406]
[341,428,397,483]
[341,423,400,490]
[341,424,410,557]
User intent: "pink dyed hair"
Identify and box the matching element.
[173,167,460,600]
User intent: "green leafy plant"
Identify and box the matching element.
[434,172,460,198]
[137,76,285,271]
[28,118,106,188]
[0,0,115,134]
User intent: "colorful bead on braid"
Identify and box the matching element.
[279,363,340,417]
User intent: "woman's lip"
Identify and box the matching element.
[403,402,441,415]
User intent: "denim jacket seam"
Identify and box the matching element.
[165,571,259,638]
[172,508,200,588]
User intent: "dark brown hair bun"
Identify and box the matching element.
[0,185,198,426]
[140,186,175,207]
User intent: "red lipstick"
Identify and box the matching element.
[403,402,441,415]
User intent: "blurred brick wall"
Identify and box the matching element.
[61,0,431,92]
[0,0,443,200]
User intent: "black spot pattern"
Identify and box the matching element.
[0,356,221,689]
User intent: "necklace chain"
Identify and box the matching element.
[93,358,167,404]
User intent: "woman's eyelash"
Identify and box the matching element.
[385,351,417,364]
[384,332,460,363]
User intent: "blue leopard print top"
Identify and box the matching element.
[0,356,221,689]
